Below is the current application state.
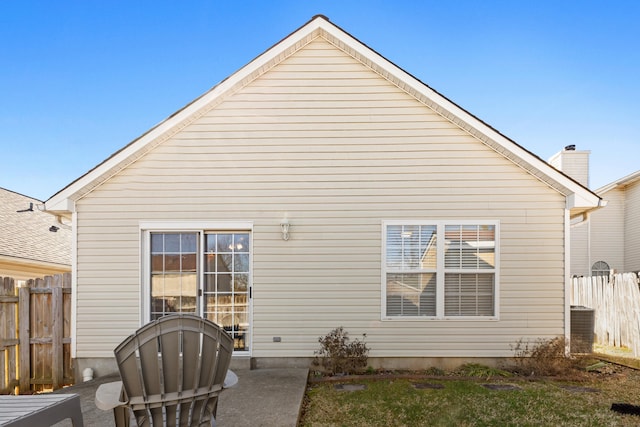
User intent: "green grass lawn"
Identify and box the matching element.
[299,366,640,426]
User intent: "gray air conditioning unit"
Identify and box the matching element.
[570,305,595,353]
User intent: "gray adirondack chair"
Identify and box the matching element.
[95,314,237,426]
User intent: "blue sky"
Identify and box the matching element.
[2,1,638,201]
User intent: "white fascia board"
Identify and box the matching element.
[44,197,76,214]
[566,192,604,210]
[595,169,640,195]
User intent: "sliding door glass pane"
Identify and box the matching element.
[204,232,250,351]
[150,232,198,320]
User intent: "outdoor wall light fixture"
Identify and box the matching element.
[280,218,290,241]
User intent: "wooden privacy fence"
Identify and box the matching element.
[570,272,640,357]
[0,273,74,394]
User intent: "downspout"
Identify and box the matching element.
[564,209,571,356]
[587,213,591,276]
[54,215,72,230]
[70,209,78,359]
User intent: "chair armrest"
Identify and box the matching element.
[95,380,128,411]
[223,370,238,388]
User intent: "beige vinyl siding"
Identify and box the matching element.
[570,220,590,276]
[591,188,625,273]
[74,38,566,358]
[624,180,640,271]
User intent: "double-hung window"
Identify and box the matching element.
[383,221,498,319]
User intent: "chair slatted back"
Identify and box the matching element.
[114,314,234,426]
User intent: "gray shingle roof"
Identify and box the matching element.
[0,187,71,266]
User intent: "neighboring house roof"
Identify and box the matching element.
[595,170,640,195]
[45,15,601,217]
[0,187,71,268]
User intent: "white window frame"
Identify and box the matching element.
[381,220,500,321]
[591,260,610,278]
[139,221,253,354]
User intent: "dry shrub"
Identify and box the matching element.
[511,336,578,376]
[312,326,370,375]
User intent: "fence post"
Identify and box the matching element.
[52,274,63,389]
[18,283,31,392]
[0,277,19,393]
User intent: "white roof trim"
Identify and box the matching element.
[595,169,640,195]
[0,254,70,270]
[45,15,600,213]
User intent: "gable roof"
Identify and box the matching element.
[596,170,640,195]
[0,187,71,268]
[45,15,601,217]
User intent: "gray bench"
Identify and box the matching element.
[0,393,83,426]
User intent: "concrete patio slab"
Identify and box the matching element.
[51,368,309,427]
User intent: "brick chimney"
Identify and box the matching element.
[548,145,590,188]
